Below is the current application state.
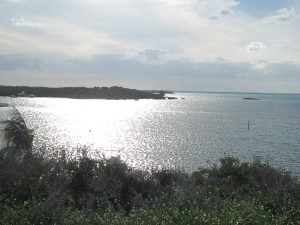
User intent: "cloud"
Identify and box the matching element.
[6,0,23,3]
[208,15,218,20]
[2,0,296,62]
[1,18,127,57]
[137,49,167,63]
[209,8,232,19]
[1,0,300,93]
[247,42,266,52]
[1,53,299,93]
[206,0,239,19]
[263,8,299,22]
[11,18,44,28]
[219,8,231,15]
[0,52,299,93]
[252,62,268,70]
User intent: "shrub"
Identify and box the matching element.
[0,148,299,224]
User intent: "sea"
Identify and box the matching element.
[0,92,299,176]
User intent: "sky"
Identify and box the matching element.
[0,0,300,93]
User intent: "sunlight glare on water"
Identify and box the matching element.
[0,93,299,175]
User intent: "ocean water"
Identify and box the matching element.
[0,92,299,176]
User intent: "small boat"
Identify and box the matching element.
[10,91,35,98]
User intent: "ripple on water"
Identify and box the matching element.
[0,93,299,176]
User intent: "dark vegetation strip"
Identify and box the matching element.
[0,85,166,99]
[0,146,299,224]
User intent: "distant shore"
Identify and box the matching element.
[0,85,171,100]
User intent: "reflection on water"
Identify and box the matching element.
[0,93,299,176]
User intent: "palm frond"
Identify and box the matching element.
[0,106,34,153]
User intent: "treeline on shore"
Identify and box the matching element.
[0,110,299,224]
[0,85,166,99]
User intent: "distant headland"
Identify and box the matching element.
[0,85,173,100]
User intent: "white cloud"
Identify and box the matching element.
[11,18,44,28]
[252,62,268,70]
[1,0,299,63]
[247,42,266,52]
[263,8,299,22]
[2,18,129,58]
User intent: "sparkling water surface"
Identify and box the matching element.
[0,93,299,175]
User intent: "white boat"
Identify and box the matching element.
[10,91,35,98]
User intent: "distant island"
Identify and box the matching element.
[242,97,261,100]
[0,85,172,100]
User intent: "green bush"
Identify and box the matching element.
[0,146,299,224]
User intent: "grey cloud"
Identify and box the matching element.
[219,8,231,15]
[263,61,300,80]
[0,53,246,80]
[0,54,72,72]
[209,8,232,19]
[0,54,42,70]
[138,49,167,62]
[1,52,299,92]
[208,15,218,19]
[1,53,299,82]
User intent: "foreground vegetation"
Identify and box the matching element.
[0,111,299,224]
[1,147,299,225]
